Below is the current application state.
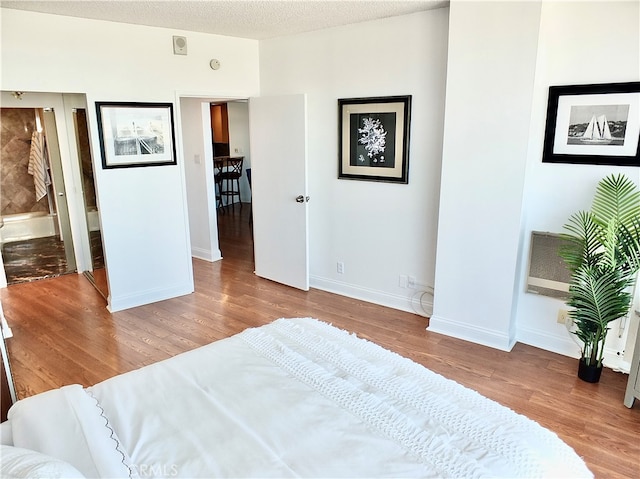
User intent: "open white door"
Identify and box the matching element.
[249,94,309,290]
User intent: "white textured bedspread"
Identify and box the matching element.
[89,317,591,478]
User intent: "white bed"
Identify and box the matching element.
[0,317,592,478]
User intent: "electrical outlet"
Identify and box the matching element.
[557,309,569,324]
[399,275,407,288]
[337,262,344,274]
[407,276,416,289]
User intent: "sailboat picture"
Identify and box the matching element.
[580,114,612,143]
[566,104,628,146]
[542,82,640,166]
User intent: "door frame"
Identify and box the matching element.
[0,91,93,286]
[177,93,256,264]
[177,91,311,291]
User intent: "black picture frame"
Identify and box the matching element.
[542,82,640,166]
[96,102,177,169]
[338,95,411,183]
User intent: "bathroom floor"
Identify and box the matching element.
[2,236,72,284]
[2,232,103,285]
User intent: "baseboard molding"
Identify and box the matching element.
[516,326,580,359]
[428,314,516,351]
[191,247,222,262]
[108,282,194,312]
[310,276,432,317]
[516,325,630,373]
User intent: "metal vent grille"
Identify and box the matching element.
[526,231,571,299]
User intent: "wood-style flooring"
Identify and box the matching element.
[1,205,638,478]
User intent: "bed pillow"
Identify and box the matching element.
[0,445,85,478]
[7,385,135,478]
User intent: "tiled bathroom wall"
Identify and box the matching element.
[0,108,49,216]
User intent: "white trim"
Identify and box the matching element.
[0,302,12,339]
[191,247,222,263]
[517,325,632,373]
[516,325,580,359]
[428,314,516,352]
[310,276,432,318]
[0,313,17,404]
[108,282,193,313]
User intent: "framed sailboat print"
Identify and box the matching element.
[542,82,640,166]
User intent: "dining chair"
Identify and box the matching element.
[246,168,252,225]
[220,157,244,212]
[213,158,225,212]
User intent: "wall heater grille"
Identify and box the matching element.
[526,231,572,299]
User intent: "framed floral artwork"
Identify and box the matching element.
[338,95,411,183]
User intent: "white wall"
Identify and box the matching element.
[1,9,259,311]
[259,10,449,315]
[430,0,542,350]
[181,98,221,262]
[515,1,640,367]
[432,0,639,360]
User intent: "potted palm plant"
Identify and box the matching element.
[559,173,640,383]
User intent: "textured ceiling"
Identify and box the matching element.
[0,0,448,40]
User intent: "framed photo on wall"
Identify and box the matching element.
[542,82,640,166]
[338,95,411,183]
[96,102,177,169]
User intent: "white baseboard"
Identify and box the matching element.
[516,326,580,359]
[428,314,516,351]
[517,325,631,373]
[191,247,222,262]
[310,276,432,318]
[108,282,194,312]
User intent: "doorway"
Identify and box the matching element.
[0,106,76,284]
[0,91,107,297]
[180,96,252,265]
[181,94,309,292]
[210,101,253,258]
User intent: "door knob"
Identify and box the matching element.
[295,195,310,203]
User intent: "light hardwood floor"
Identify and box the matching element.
[1,205,638,478]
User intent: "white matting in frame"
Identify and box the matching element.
[553,92,639,157]
[96,102,177,169]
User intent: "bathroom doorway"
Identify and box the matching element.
[0,91,104,295]
[0,106,76,284]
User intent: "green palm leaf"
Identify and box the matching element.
[592,173,640,227]
[561,174,640,368]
